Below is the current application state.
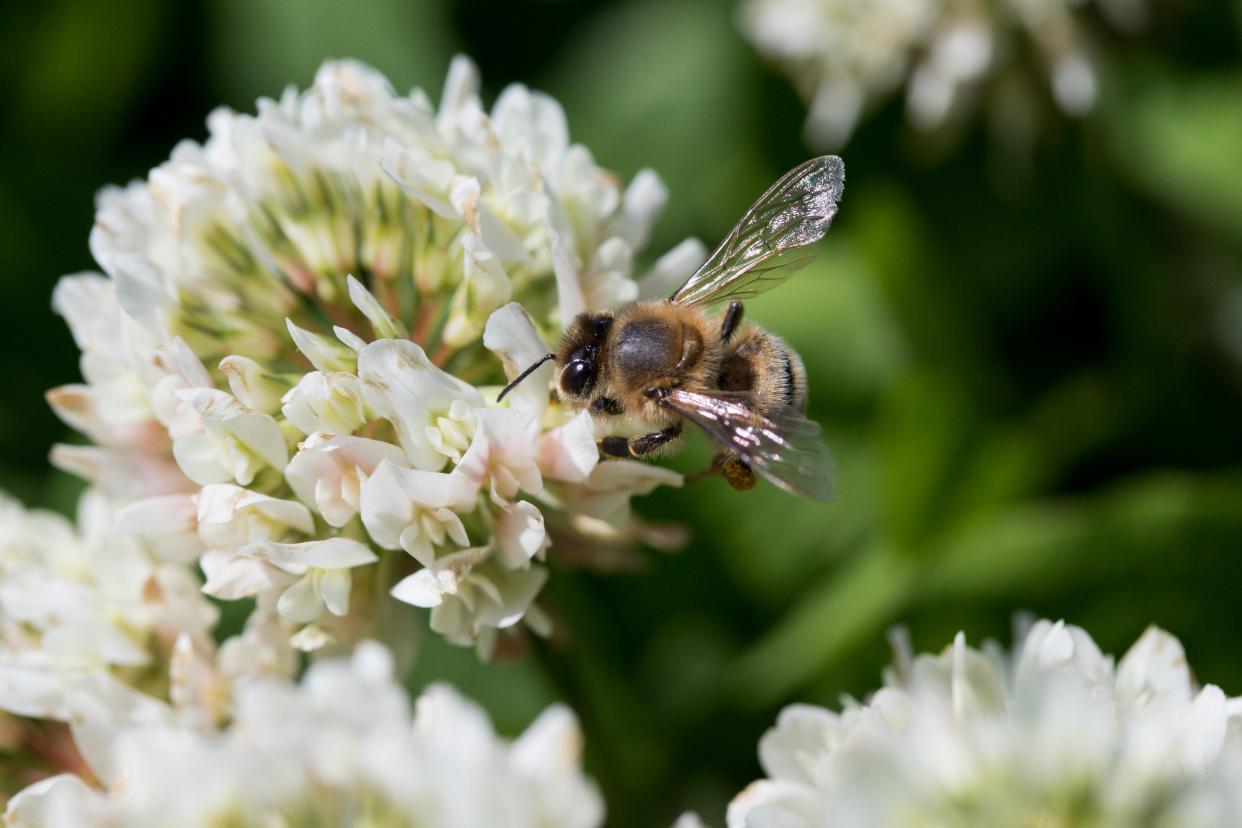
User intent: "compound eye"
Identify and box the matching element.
[560,360,595,397]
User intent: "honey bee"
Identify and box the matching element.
[499,156,845,499]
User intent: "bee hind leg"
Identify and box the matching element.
[598,424,683,459]
[687,451,757,492]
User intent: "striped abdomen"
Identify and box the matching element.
[715,323,808,414]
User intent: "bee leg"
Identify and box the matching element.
[720,301,744,342]
[720,452,757,491]
[598,424,683,459]
[686,451,757,491]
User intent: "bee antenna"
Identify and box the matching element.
[497,353,556,402]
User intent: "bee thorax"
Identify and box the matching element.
[613,317,681,380]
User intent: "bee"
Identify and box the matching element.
[499,156,845,500]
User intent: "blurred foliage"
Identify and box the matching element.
[2,0,1242,825]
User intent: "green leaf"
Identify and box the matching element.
[1110,67,1242,240]
[726,541,918,707]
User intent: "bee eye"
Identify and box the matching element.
[560,360,595,397]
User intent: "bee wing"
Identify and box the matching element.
[668,156,845,308]
[662,389,835,500]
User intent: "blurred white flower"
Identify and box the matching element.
[4,641,605,828]
[48,56,688,655]
[740,0,1147,149]
[0,491,217,711]
[728,620,1242,827]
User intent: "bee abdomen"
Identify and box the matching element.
[718,326,807,413]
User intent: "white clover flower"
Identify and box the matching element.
[48,56,690,655]
[740,0,1147,149]
[5,641,605,828]
[0,491,218,705]
[728,619,1242,827]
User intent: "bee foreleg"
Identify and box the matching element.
[598,424,683,459]
[720,301,744,342]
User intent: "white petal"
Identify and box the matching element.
[483,302,554,420]
[241,537,378,573]
[538,411,598,483]
[391,569,452,608]
[346,274,405,338]
[218,355,288,414]
[357,338,484,470]
[637,237,708,300]
[113,494,197,535]
[4,774,111,828]
[286,318,357,372]
[277,574,325,623]
[494,500,547,567]
[200,550,282,600]
[1116,625,1194,709]
[319,568,353,616]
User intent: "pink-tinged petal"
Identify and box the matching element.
[50,444,193,498]
[45,384,155,447]
[494,500,547,568]
[169,633,221,729]
[200,550,283,600]
[241,537,378,573]
[359,460,413,549]
[538,411,598,483]
[52,273,120,352]
[114,494,197,536]
[455,408,543,502]
[483,302,555,420]
[360,458,477,557]
[319,568,353,616]
[285,433,406,527]
[196,484,314,535]
[276,574,324,623]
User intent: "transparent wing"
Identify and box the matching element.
[662,389,835,500]
[669,155,845,308]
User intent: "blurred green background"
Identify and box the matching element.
[3,0,1242,824]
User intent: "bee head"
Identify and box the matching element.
[559,358,596,398]
[554,313,612,400]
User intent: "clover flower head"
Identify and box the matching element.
[47,56,695,657]
[740,0,1148,149]
[729,619,1242,827]
[4,641,605,828]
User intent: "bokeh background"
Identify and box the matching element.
[3,0,1242,823]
